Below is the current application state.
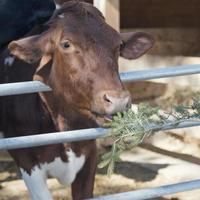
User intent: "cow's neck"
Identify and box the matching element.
[38,91,97,132]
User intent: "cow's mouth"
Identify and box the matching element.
[103,115,113,122]
[91,112,114,127]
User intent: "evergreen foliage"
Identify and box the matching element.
[99,92,200,175]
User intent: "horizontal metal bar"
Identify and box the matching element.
[90,179,200,200]
[0,120,200,150]
[1,64,200,96]
[0,81,51,96]
[0,128,108,150]
[121,64,200,82]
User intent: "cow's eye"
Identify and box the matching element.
[61,41,70,49]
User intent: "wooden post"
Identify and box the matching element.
[93,0,120,31]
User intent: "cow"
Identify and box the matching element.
[0,1,154,200]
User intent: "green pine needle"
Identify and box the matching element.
[98,93,200,175]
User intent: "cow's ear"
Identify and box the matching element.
[8,33,53,65]
[120,32,154,59]
[8,35,44,64]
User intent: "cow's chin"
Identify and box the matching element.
[94,115,107,127]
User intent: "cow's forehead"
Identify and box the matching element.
[50,2,121,47]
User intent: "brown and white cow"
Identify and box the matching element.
[0,1,154,200]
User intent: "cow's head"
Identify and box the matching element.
[8,2,154,129]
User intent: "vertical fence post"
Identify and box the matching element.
[93,0,120,31]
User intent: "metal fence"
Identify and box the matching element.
[1,64,200,96]
[1,64,200,199]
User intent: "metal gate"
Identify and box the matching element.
[1,64,200,199]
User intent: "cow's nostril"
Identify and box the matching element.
[126,99,132,110]
[98,91,132,115]
[103,94,112,103]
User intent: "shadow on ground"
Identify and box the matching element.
[0,161,19,183]
[98,161,169,182]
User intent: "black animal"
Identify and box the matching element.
[0,0,55,48]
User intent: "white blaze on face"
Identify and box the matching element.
[20,149,85,200]
[56,4,61,9]
[54,0,61,10]
[4,56,15,66]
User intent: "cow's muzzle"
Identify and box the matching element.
[91,90,132,117]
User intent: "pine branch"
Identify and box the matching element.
[98,92,200,175]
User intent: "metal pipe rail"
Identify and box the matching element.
[0,120,200,150]
[0,128,108,150]
[90,179,200,200]
[0,64,200,96]
[120,64,200,82]
[0,81,51,96]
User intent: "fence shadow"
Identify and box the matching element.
[0,160,19,183]
[98,161,169,182]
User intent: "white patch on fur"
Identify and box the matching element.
[4,56,15,66]
[20,167,53,200]
[55,3,61,9]
[20,149,85,200]
[58,14,65,18]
